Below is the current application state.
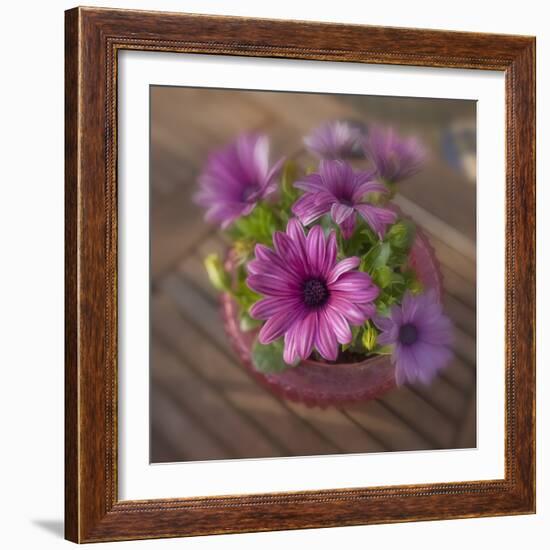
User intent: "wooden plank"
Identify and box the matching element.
[151,86,271,156]
[170,270,468,446]
[151,189,214,281]
[158,273,228,350]
[250,91,357,156]
[440,264,476,310]
[342,401,433,452]
[150,145,197,196]
[285,401,387,453]
[150,428,185,464]
[151,292,340,457]
[152,340,284,459]
[455,393,477,449]
[377,384,456,448]
[150,384,230,461]
[444,292,476,338]
[439,356,476,393]
[396,163,476,244]
[422,228,476,284]
[454,329,476,367]
[179,253,219,301]
[407,376,468,423]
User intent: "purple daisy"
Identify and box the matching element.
[195,133,283,228]
[291,160,397,239]
[374,291,454,385]
[304,121,363,159]
[364,126,426,183]
[247,219,379,364]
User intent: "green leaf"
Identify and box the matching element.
[230,203,280,246]
[387,250,408,268]
[234,281,261,310]
[373,265,393,289]
[373,344,394,355]
[341,223,376,257]
[375,291,394,316]
[361,241,391,273]
[251,339,294,373]
[342,325,360,351]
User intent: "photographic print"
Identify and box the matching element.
[65,8,535,541]
[149,86,477,463]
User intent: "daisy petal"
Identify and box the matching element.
[258,308,304,344]
[314,314,338,361]
[295,311,317,359]
[326,257,360,284]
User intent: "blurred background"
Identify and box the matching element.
[149,86,476,463]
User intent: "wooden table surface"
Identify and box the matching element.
[149,86,477,463]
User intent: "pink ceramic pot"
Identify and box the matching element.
[221,227,442,408]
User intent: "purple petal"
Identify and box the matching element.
[295,311,317,359]
[314,313,338,361]
[323,307,352,344]
[250,297,301,320]
[329,272,379,302]
[304,121,362,159]
[326,257,360,284]
[294,173,327,194]
[272,232,307,276]
[328,298,370,326]
[377,325,399,345]
[258,308,304,344]
[291,193,331,226]
[339,214,357,239]
[247,273,300,297]
[355,204,397,237]
[283,323,300,364]
[351,181,388,202]
[306,225,327,276]
[418,317,454,346]
[320,160,351,195]
[196,133,281,228]
[394,346,416,385]
[323,231,338,273]
[372,315,395,332]
[331,203,355,224]
[265,156,285,185]
[285,218,308,264]
[401,291,422,323]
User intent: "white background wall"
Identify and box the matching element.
[0,1,546,548]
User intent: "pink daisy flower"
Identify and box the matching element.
[247,219,379,364]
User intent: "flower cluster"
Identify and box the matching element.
[196,121,452,386]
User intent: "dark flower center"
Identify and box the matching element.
[303,278,329,308]
[398,323,418,346]
[339,198,355,207]
[241,185,258,202]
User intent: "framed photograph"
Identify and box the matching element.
[65,6,535,543]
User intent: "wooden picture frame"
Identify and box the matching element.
[65,6,536,543]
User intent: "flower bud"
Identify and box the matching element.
[204,253,231,292]
[386,220,415,251]
[362,322,378,351]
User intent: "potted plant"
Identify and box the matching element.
[196,122,453,407]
